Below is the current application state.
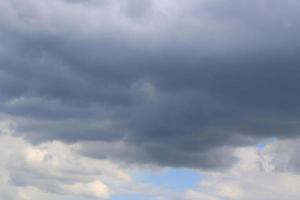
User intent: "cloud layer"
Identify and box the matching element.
[1,0,300,170]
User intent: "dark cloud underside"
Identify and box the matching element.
[1,0,300,169]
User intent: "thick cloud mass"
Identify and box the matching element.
[1,0,300,169]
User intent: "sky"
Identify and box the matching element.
[1,0,300,199]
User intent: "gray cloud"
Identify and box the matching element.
[267,138,300,173]
[1,0,300,169]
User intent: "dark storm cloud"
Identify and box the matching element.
[1,0,300,169]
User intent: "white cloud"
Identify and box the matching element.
[0,132,131,199]
[9,140,129,199]
[62,181,110,199]
[0,133,181,199]
[185,140,300,200]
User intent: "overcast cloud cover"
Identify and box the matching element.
[1,0,300,199]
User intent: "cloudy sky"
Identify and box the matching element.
[1,0,300,199]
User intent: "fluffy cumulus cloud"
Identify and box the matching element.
[0,135,112,199]
[185,139,300,200]
[0,133,182,200]
[1,0,300,199]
